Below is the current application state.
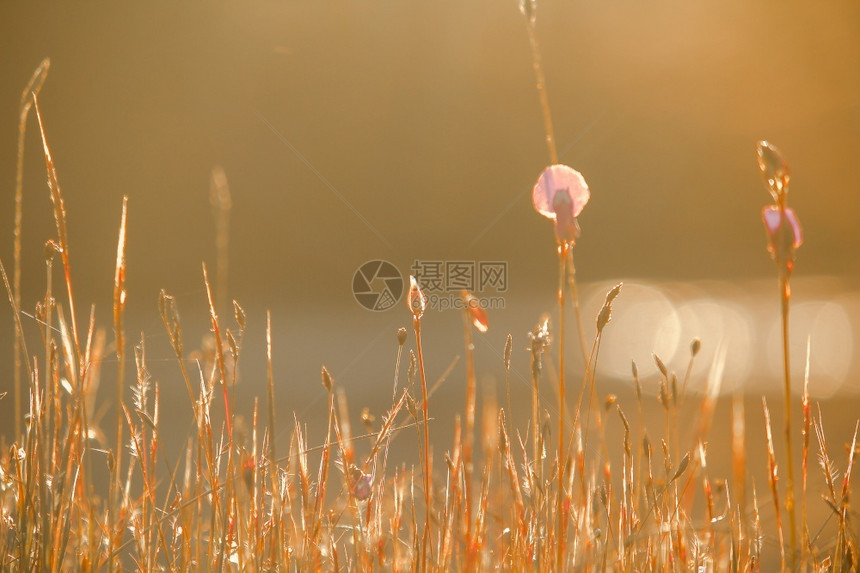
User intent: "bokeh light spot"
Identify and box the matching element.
[588,281,681,384]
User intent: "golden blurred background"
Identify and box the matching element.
[2,1,860,441]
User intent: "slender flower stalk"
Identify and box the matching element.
[556,240,568,473]
[520,0,589,360]
[520,7,594,559]
[554,241,568,569]
[532,163,591,567]
[408,276,432,571]
[520,0,556,166]
[757,140,803,568]
[801,338,812,569]
[566,249,589,362]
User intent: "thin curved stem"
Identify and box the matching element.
[525,21,558,165]
[414,317,432,571]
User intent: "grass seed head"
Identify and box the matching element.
[321,366,333,391]
[653,353,669,378]
[527,315,551,356]
[519,0,536,24]
[691,337,701,357]
[407,276,426,319]
[597,282,622,332]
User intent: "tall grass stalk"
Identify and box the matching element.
[266,311,276,462]
[762,397,786,571]
[110,197,128,572]
[33,96,81,368]
[202,263,233,439]
[408,276,432,571]
[13,59,50,432]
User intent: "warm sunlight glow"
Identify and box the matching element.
[677,299,753,393]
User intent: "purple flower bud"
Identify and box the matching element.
[762,205,803,263]
[756,141,790,203]
[352,470,373,501]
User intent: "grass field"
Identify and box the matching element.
[2,7,860,571]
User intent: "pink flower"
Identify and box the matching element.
[762,205,803,263]
[532,164,590,245]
